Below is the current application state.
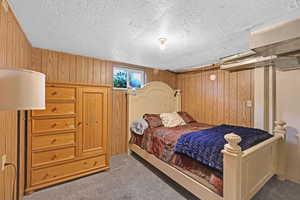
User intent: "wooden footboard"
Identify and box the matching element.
[129,143,222,200]
[222,121,287,200]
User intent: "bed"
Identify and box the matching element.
[127,81,287,200]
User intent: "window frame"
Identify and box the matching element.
[113,66,146,90]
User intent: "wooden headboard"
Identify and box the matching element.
[127,81,181,140]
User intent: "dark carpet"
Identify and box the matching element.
[24,154,300,200]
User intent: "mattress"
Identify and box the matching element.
[130,122,224,196]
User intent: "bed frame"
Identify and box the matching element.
[127,81,287,200]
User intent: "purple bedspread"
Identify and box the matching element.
[174,124,273,172]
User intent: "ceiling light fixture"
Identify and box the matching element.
[159,38,167,50]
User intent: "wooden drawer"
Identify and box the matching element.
[32,147,75,167]
[31,155,106,185]
[32,118,75,133]
[32,133,75,150]
[46,87,75,101]
[32,103,75,117]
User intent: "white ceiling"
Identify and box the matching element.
[8,0,300,71]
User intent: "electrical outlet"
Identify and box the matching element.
[1,0,9,13]
[1,155,7,171]
[246,100,253,108]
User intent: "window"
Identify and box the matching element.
[113,66,145,89]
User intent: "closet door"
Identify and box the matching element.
[77,87,108,157]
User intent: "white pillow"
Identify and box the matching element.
[160,112,186,128]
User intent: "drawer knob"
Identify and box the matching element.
[93,161,98,166]
[52,107,57,112]
[43,173,49,180]
[51,123,57,128]
[51,91,57,96]
[83,161,87,165]
[51,139,57,144]
[52,155,57,160]
[77,122,82,127]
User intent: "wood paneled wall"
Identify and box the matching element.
[0,4,32,200]
[177,68,254,127]
[111,90,128,155]
[31,48,113,85]
[148,69,177,89]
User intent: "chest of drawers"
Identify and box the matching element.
[26,82,111,194]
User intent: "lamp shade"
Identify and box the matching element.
[0,69,45,110]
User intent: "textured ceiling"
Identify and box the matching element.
[8,0,300,71]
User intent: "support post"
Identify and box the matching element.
[222,133,242,200]
[273,120,287,181]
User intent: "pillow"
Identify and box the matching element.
[160,112,186,128]
[143,114,163,128]
[130,119,149,135]
[177,112,196,123]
